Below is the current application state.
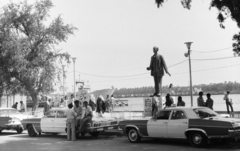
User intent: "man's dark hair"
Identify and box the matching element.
[227,91,230,94]
[206,93,211,97]
[68,103,73,108]
[74,100,79,104]
[83,101,88,105]
[199,91,203,96]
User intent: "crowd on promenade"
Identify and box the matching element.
[152,90,235,117]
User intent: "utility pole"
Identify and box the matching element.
[62,65,65,97]
[72,58,76,99]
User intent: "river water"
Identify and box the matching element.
[114,94,240,112]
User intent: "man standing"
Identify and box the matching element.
[147,47,171,97]
[20,101,26,112]
[43,99,51,115]
[197,91,205,107]
[205,93,214,110]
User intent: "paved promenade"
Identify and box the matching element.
[0,130,240,151]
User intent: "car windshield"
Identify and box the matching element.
[9,109,21,115]
[193,108,219,118]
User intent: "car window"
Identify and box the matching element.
[0,110,9,117]
[156,111,171,120]
[171,110,187,120]
[57,111,66,118]
[46,111,56,118]
[193,108,218,118]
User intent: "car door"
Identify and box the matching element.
[147,110,172,138]
[40,110,56,132]
[53,110,67,133]
[167,110,188,138]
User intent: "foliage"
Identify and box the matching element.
[113,81,240,98]
[155,0,240,56]
[0,0,77,110]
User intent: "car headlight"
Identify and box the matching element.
[232,122,240,127]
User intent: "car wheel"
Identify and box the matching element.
[90,132,100,137]
[52,133,58,136]
[189,132,207,148]
[0,130,2,134]
[81,132,86,137]
[127,128,141,143]
[75,132,80,139]
[27,125,37,137]
[17,127,23,134]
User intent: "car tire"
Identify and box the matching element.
[127,128,141,143]
[81,132,86,137]
[27,125,37,137]
[189,132,207,148]
[0,130,2,134]
[17,127,23,134]
[76,132,80,139]
[90,132,100,137]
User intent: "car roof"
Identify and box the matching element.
[160,106,212,119]
[0,108,17,110]
[50,107,68,112]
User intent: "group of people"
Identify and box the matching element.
[54,94,115,141]
[66,100,93,141]
[197,91,214,110]
[12,101,26,112]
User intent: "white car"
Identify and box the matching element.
[0,108,32,133]
[21,108,119,138]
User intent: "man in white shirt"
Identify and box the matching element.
[20,101,25,112]
[78,101,93,132]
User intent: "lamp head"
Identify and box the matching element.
[184,42,193,50]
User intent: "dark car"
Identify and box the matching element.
[119,106,240,148]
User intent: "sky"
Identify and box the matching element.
[1,0,240,92]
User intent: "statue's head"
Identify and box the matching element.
[153,47,158,54]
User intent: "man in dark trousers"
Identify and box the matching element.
[147,47,171,97]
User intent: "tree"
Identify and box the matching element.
[155,0,240,56]
[0,0,77,111]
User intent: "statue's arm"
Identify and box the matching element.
[147,57,152,70]
[161,55,171,76]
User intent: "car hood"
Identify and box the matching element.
[10,114,33,121]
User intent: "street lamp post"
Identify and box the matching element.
[72,58,76,99]
[184,42,193,106]
[62,65,65,97]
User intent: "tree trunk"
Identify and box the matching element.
[30,92,38,115]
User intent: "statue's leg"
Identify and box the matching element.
[158,76,163,95]
[153,75,158,94]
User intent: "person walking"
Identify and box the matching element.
[20,101,26,112]
[66,103,77,141]
[12,102,18,109]
[224,91,234,116]
[78,101,93,132]
[197,91,205,107]
[147,46,171,97]
[205,93,214,110]
[110,95,116,112]
[96,95,104,117]
[177,96,185,106]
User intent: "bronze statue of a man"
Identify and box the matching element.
[147,47,171,97]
